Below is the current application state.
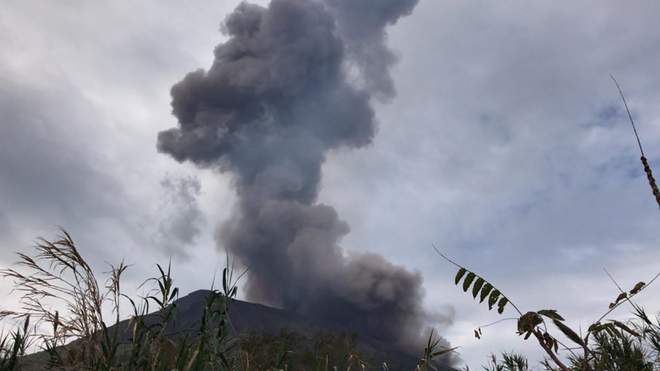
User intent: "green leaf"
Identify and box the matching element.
[588,322,603,333]
[553,319,584,346]
[604,325,618,338]
[147,296,163,307]
[488,290,500,310]
[480,283,493,303]
[454,268,467,285]
[463,272,476,292]
[430,347,459,357]
[472,278,485,299]
[222,267,228,293]
[497,297,508,314]
[538,309,565,321]
[156,264,166,280]
[610,320,640,337]
[169,287,179,302]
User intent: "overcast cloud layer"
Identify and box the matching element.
[1,1,660,368]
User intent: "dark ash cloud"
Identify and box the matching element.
[324,0,419,99]
[157,0,448,355]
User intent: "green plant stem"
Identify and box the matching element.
[533,329,570,371]
[610,74,660,210]
[433,246,524,316]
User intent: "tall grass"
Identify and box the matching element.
[0,231,454,371]
[0,230,244,370]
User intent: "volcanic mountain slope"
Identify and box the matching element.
[23,290,456,370]
[141,290,455,370]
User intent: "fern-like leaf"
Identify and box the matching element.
[480,283,493,303]
[488,290,501,310]
[455,268,467,285]
[553,319,584,346]
[497,297,508,314]
[472,278,485,299]
[463,272,476,292]
[538,309,564,322]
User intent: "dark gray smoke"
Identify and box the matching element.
[325,0,418,99]
[158,0,449,352]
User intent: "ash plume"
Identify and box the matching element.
[158,0,449,353]
[324,0,419,99]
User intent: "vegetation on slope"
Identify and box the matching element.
[0,232,453,370]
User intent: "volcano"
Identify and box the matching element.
[22,289,456,370]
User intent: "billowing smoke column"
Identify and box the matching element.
[158,0,440,349]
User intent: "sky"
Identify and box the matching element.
[1,0,660,368]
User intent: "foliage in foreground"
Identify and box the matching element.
[470,308,660,371]
[0,231,454,371]
[3,237,659,371]
[442,249,660,371]
[453,79,660,371]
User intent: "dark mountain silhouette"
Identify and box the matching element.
[135,290,452,370]
[22,290,456,370]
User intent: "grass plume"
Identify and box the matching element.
[610,74,660,209]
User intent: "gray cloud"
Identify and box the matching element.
[157,0,448,354]
[3,0,660,368]
[324,0,418,99]
[154,175,204,259]
[317,1,660,366]
[0,76,121,227]
[0,212,13,246]
[0,72,156,276]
